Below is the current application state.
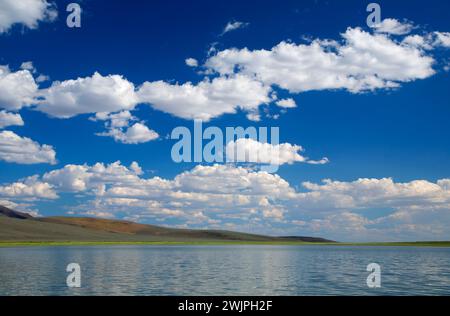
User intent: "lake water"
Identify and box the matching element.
[0,245,449,296]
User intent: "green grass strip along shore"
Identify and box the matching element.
[1,241,450,248]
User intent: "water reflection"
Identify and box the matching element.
[0,246,449,295]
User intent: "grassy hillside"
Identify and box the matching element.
[0,206,333,243]
[2,207,449,247]
[37,217,279,241]
[1,215,449,247]
[0,216,272,242]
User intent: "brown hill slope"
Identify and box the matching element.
[37,217,280,241]
[0,205,334,243]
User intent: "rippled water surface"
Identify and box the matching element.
[1,246,449,295]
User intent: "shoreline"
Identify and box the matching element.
[1,241,450,248]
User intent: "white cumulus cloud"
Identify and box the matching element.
[37,72,139,118]
[0,176,57,199]
[185,58,198,67]
[0,130,57,164]
[275,98,297,108]
[374,18,414,35]
[434,32,450,48]
[226,138,329,166]
[98,122,159,144]
[0,65,38,111]
[137,75,272,121]
[0,0,57,34]
[0,111,24,129]
[205,27,435,94]
[93,111,159,144]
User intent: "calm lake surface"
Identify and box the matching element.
[1,245,449,296]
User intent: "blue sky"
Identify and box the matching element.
[1,0,450,241]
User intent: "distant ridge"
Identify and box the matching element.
[0,205,334,243]
[277,236,334,243]
[0,205,33,220]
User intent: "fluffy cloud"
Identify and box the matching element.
[2,67,273,122]
[221,21,249,35]
[292,178,450,241]
[99,123,159,144]
[434,32,450,48]
[1,65,274,123]
[137,75,272,121]
[37,163,295,225]
[205,27,435,93]
[172,164,293,197]
[43,164,91,192]
[0,111,24,129]
[0,0,57,33]
[374,18,414,35]
[298,177,450,210]
[226,138,329,166]
[0,69,160,144]
[275,98,297,108]
[42,161,151,192]
[0,131,57,164]
[37,72,139,118]
[185,58,199,67]
[93,111,134,129]
[20,61,36,72]
[0,66,38,111]
[402,35,433,50]
[93,111,159,144]
[36,74,50,83]
[0,176,57,199]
